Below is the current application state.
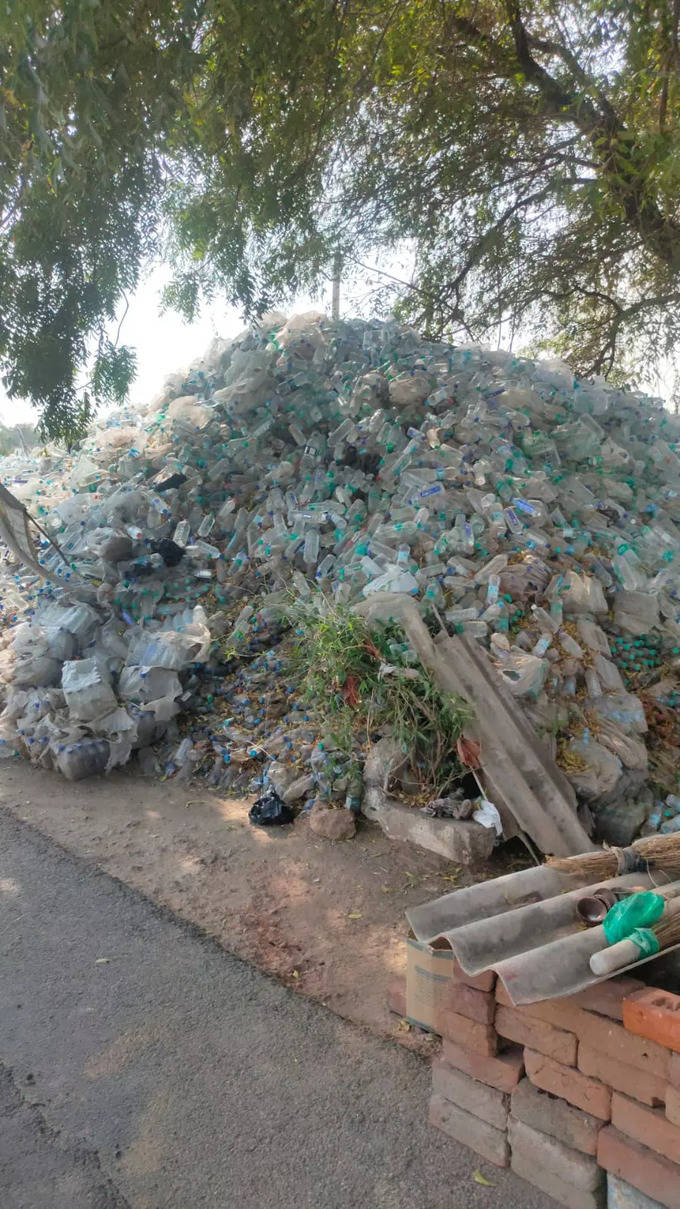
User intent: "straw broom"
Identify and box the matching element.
[590,895,680,976]
[546,833,680,880]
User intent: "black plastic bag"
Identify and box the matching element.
[151,538,185,567]
[248,787,295,827]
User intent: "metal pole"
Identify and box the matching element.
[331,251,342,320]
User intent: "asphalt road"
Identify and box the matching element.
[0,808,552,1209]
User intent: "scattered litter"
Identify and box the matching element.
[471,798,503,836]
[421,792,474,820]
[0,312,678,846]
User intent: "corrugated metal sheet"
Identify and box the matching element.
[407,865,680,1005]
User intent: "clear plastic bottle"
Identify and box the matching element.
[173,520,191,547]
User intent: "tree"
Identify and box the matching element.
[2,2,680,440]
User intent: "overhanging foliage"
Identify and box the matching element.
[2,1,680,438]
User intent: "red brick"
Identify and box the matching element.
[511,1149,606,1209]
[611,1092,680,1165]
[451,957,495,992]
[511,1077,603,1155]
[624,988,680,1055]
[508,1115,603,1191]
[387,979,406,1017]
[438,1008,497,1055]
[598,1126,680,1209]
[572,977,646,1021]
[524,1048,611,1121]
[441,1038,524,1092]
[495,1004,577,1065]
[446,980,495,1023]
[432,1057,508,1129]
[577,1012,670,1079]
[429,1093,509,1166]
[579,1043,667,1108]
[667,1085,680,1128]
[495,983,588,1033]
[496,977,645,1024]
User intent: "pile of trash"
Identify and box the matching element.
[1,310,680,844]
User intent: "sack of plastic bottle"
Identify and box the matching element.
[587,691,647,735]
[498,555,551,602]
[561,571,607,615]
[613,590,660,636]
[62,659,117,721]
[595,719,648,771]
[563,736,623,802]
[55,738,111,781]
[127,629,203,671]
[119,666,182,705]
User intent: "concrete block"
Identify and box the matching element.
[508,1115,603,1191]
[362,787,495,863]
[429,1093,509,1166]
[432,1057,508,1129]
[511,1076,602,1155]
[511,1148,605,1209]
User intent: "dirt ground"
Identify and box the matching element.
[0,760,524,1050]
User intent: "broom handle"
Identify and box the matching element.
[590,896,680,976]
[590,940,641,977]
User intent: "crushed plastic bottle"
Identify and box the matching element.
[0,308,677,831]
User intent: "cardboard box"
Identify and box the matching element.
[406,932,455,1032]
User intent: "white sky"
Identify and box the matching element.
[0,261,674,427]
[0,264,325,428]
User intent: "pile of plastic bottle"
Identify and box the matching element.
[0,310,679,837]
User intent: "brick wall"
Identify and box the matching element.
[389,967,680,1209]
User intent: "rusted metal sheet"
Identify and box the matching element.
[407,866,680,1004]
